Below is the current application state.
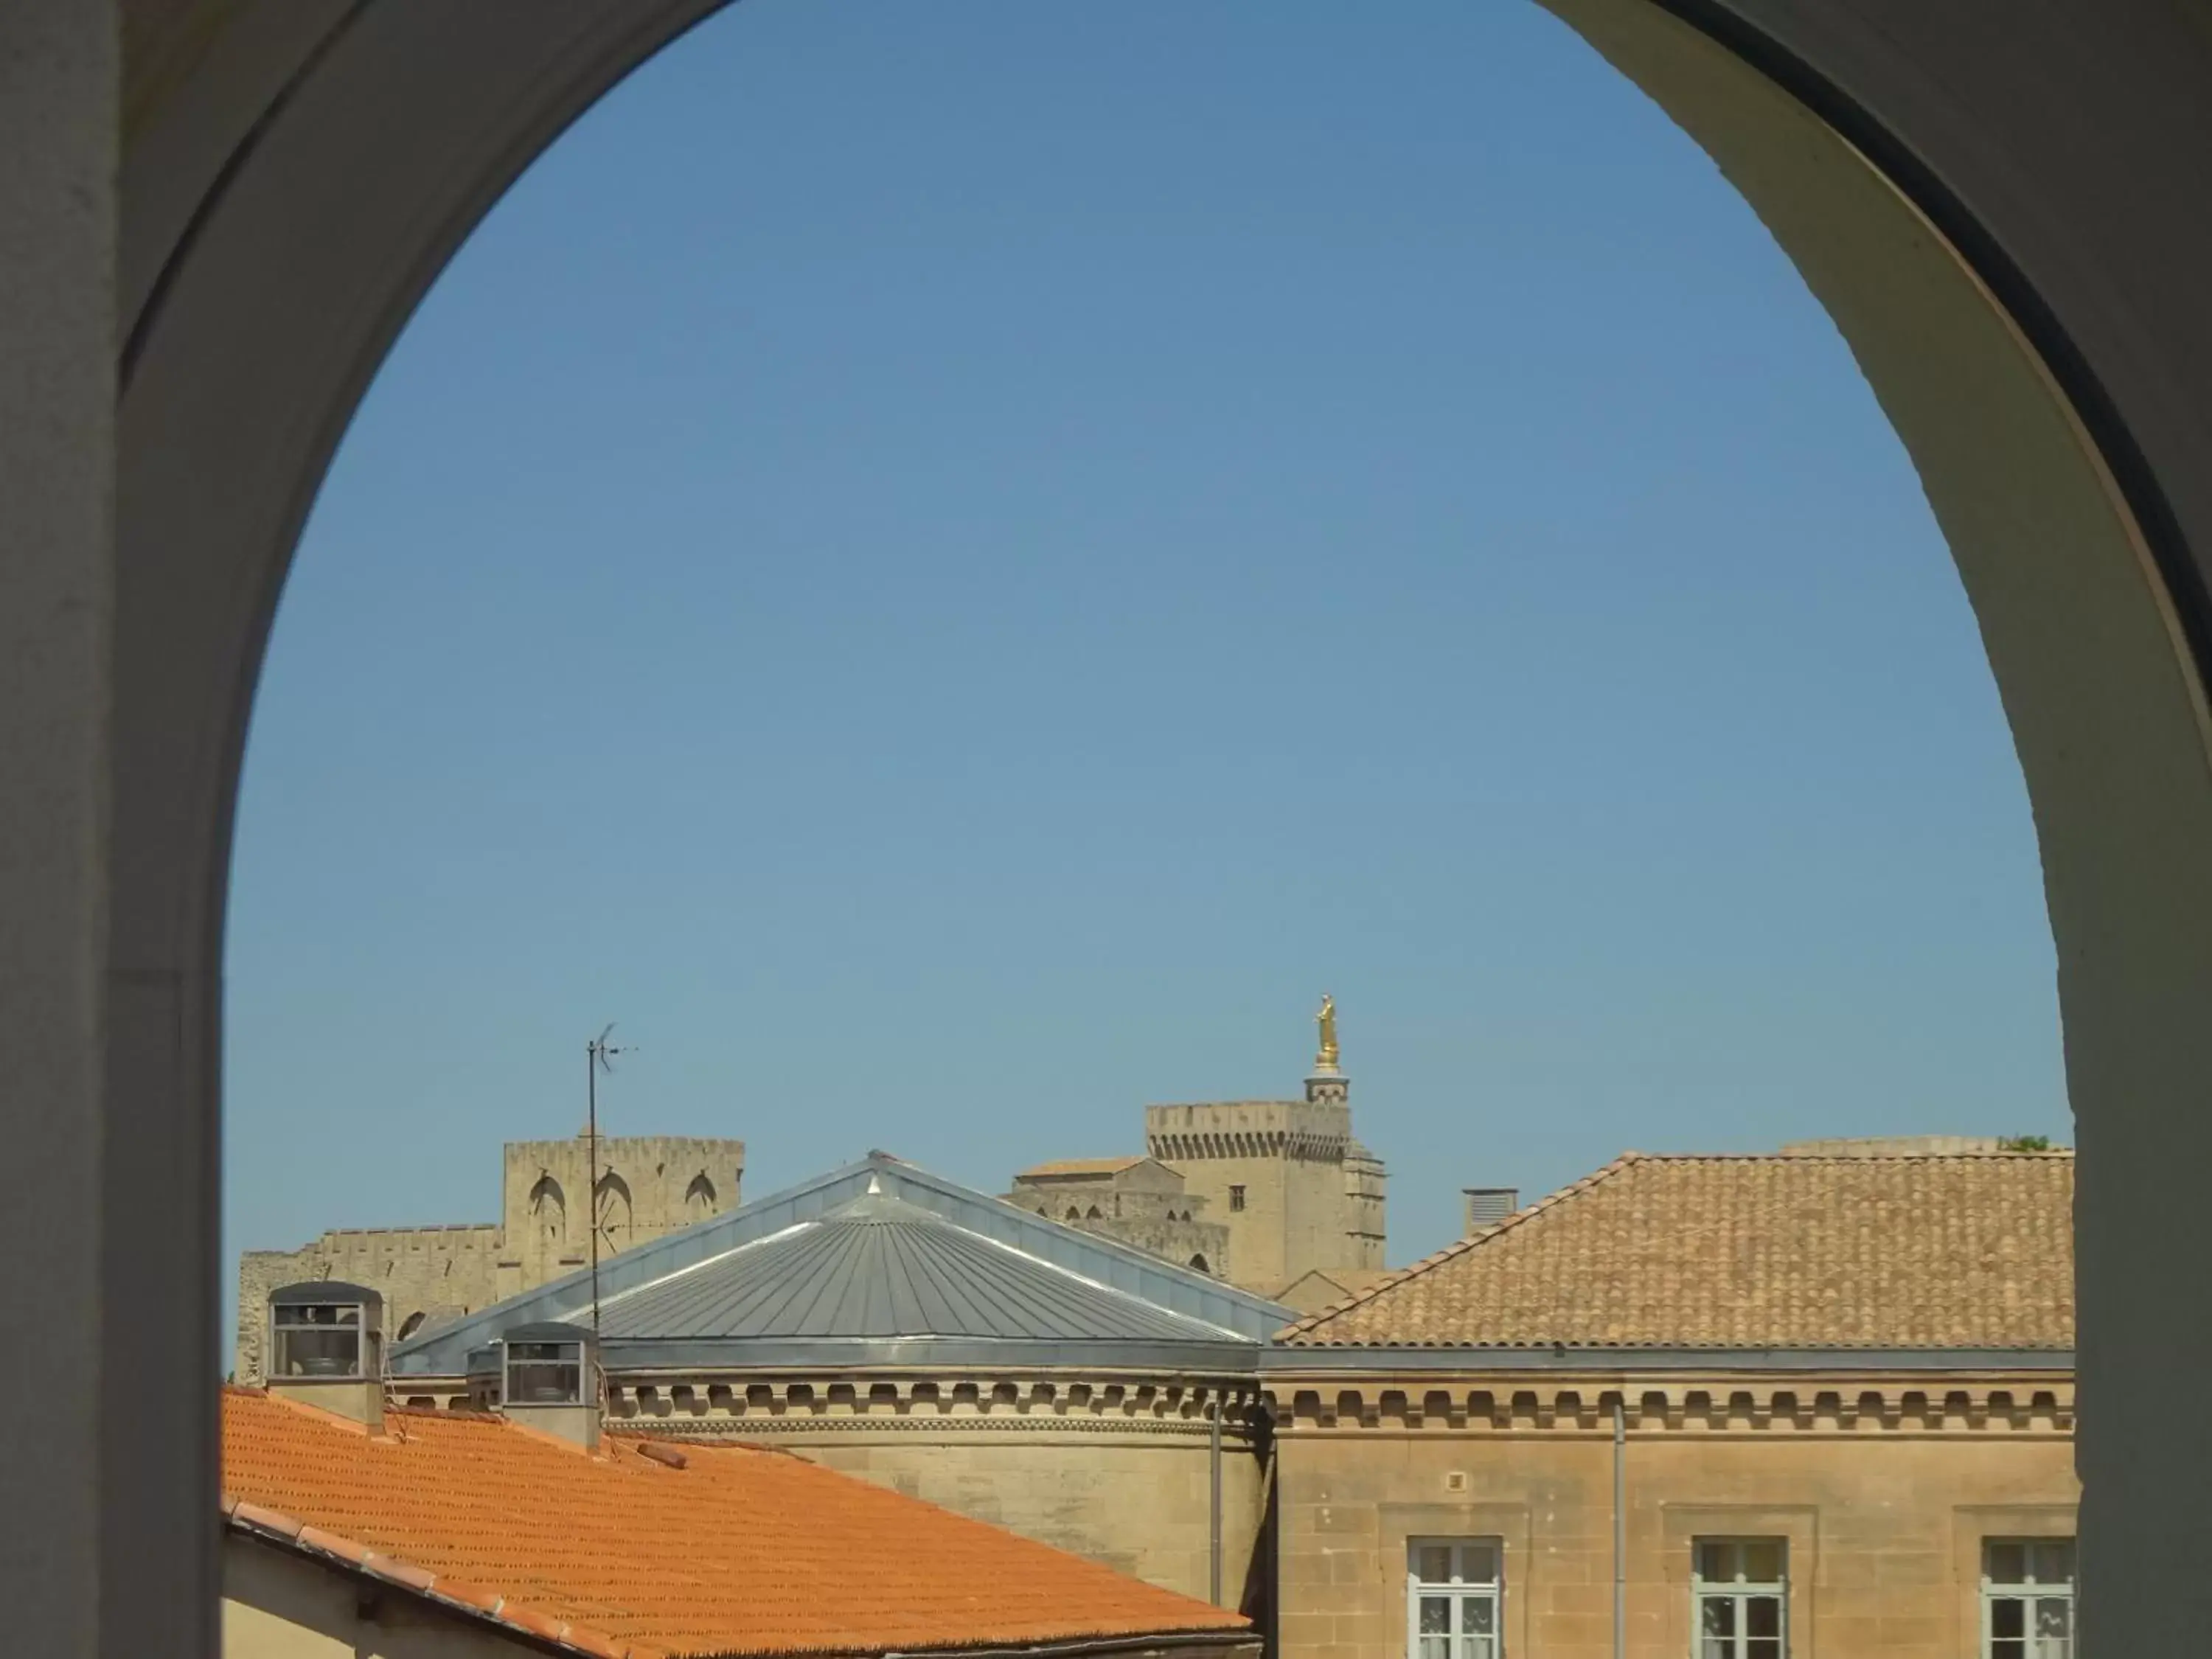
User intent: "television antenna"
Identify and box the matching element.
[585,1023,633,1333]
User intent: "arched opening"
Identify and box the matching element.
[527,1175,566,1245]
[46,2,2212,1651]
[1085,1206,1103,1221]
[1064,1208,1082,1223]
[1188,1254,1211,1275]
[684,1171,717,1220]
[594,1172,634,1253]
[395,1310,426,1342]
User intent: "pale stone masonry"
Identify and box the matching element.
[1144,1075,1388,1298]
[1267,1148,2078,1659]
[234,1131,744,1381]
[1004,1157,1234,1280]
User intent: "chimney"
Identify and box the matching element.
[1462,1187,1518,1236]
[266,1281,385,1430]
[483,1322,602,1450]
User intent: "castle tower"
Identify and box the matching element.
[498,1133,746,1297]
[1144,998,1387,1298]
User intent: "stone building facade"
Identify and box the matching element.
[234,1131,744,1381]
[1004,1156,1234,1279]
[1265,1147,2078,1659]
[388,1153,1295,1615]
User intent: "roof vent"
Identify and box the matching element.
[1462,1188,1518,1235]
[483,1322,601,1450]
[266,1281,384,1430]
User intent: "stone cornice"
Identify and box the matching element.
[1265,1376,2073,1435]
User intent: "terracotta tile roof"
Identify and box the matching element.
[222,1389,1249,1658]
[1279,1152,2074,1349]
[1015,1157,1147,1179]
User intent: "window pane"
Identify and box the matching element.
[2034,1597,2073,1656]
[1746,1596,1781,1637]
[1419,1638,1448,1659]
[1459,1543,1498,1585]
[1992,1644,2025,1659]
[1991,1598,2025,1638]
[1419,1597,1451,1635]
[274,1326,360,1378]
[1987,1543,2027,1586]
[1461,1596,1495,1635]
[1460,1638,1496,1659]
[1697,1542,1733,1583]
[508,1360,580,1403]
[1700,1596,1736,1637]
[1742,1541,1784,1585]
[2031,1542,2076,1587]
[1747,1643,1781,1659]
[1416,1546,1453,1586]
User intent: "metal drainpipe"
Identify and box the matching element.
[1613,1396,1627,1659]
[1209,1396,1224,1606]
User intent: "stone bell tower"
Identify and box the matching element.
[1144,996,1388,1297]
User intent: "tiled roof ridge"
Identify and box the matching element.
[221,1490,667,1659]
[1277,1154,1647,1341]
[1632,1149,2075,1162]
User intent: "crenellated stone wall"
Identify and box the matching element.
[495,1134,747,1296]
[233,1131,745,1381]
[234,1224,501,1384]
[1146,1091,1385,1297]
[1004,1158,1234,1279]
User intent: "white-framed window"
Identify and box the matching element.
[1692,1538,1787,1659]
[1407,1538,1502,1659]
[1982,1538,2075,1659]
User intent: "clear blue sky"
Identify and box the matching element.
[222,0,2067,1334]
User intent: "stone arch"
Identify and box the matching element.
[50,5,2212,1650]
[1064,1207,1081,1222]
[684,1170,717,1220]
[395,1310,426,1341]
[1188,1254,1211,1275]
[594,1172,634,1251]
[528,1175,566,1245]
[1085,1205,1103,1220]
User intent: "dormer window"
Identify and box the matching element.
[268,1283,381,1380]
[507,1335,585,1405]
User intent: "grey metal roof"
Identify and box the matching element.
[593,1186,1241,1345]
[393,1152,1293,1377]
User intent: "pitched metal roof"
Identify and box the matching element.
[394,1153,1292,1376]
[597,1187,1241,1345]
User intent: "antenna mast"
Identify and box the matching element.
[585,1023,630,1334]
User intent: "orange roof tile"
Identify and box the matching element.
[1279,1152,2074,1349]
[222,1389,1249,1659]
[1015,1157,1147,1179]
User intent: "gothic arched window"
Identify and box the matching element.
[528,1175,566,1245]
[594,1171,634,1252]
[684,1171,717,1220]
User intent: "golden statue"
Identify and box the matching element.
[1315,994,1340,1074]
